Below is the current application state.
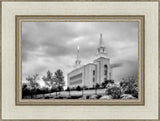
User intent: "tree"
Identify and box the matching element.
[101,80,114,88]
[101,82,106,88]
[120,76,138,98]
[22,83,30,98]
[42,70,57,97]
[41,86,50,98]
[76,86,81,91]
[54,69,65,95]
[42,70,53,86]
[105,85,121,99]
[26,73,40,98]
[95,83,100,95]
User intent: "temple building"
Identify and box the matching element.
[67,34,112,88]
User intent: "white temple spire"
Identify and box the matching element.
[75,45,81,68]
[99,33,104,47]
[97,33,107,57]
[76,45,80,61]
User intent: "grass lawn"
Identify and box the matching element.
[30,88,106,99]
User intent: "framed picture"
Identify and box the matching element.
[16,15,144,106]
[1,0,159,120]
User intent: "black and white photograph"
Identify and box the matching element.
[22,22,139,100]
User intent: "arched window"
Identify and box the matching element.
[104,65,108,80]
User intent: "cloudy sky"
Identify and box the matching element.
[22,22,138,86]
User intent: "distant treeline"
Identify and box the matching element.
[22,69,65,98]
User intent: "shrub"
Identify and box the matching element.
[131,87,138,98]
[22,83,31,98]
[105,85,121,99]
[76,86,82,91]
[120,76,138,98]
[45,96,50,99]
[95,83,100,89]
[66,87,70,91]
[101,80,114,88]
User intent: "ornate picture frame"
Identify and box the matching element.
[16,15,144,106]
[1,0,159,120]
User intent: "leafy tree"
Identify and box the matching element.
[101,80,114,88]
[42,70,54,86]
[120,76,138,98]
[105,85,121,99]
[41,86,50,98]
[42,70,57,96]
[22,83,27,89]
[76,85,81,91]
[101,82,106,88]
[26,73,40,98]
[51,84,58,97]
[54,69,65,95]
[22,83,30,98]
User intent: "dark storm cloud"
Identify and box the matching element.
[22,22,138,83]
[22,22,138,61]
[22,22,80,61]
[111,63,123,68]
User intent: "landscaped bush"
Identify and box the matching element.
[45,96,50,99]
[22,83,54,99]
[22,83,31,98]
[120,76,138,98]
[76,86,82,91]
[66,87,70,91]
[101,80,114,88]
[131,86,138,98]
[105,85,121,99]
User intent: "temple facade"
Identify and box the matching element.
[67,34,112,88]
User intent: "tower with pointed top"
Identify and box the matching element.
[67,33,112,89]
[75,45,81,68]
[97,33,107,58]
[94,33,112,84]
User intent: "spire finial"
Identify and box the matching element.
[100,33,102,38]
[76,45,80,60]
[97,33,107,57]
[99,33,103,47]
[74,41,81,68]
